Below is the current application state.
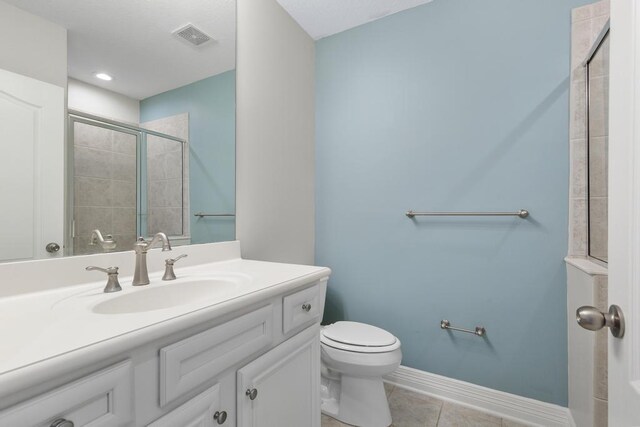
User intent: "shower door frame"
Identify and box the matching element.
[66,111,186,256]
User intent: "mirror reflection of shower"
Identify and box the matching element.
[586,29,609,263]
[70,112,186,256]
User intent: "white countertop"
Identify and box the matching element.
[0,242,330,397]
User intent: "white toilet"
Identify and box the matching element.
[320,321,402,427]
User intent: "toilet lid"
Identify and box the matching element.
[321,321,397,347]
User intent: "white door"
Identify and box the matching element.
[237,324,320,427]
[0,68,64,261]
[608,0,640,424]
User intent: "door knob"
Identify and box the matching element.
[576,304,625,338]
[46,242,61,253]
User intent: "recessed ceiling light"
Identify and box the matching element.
[95,73,113,81]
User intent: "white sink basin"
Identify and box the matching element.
[92,278,242,314]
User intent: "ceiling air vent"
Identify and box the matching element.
[173,24,213,47]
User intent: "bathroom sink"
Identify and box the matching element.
[92,278,242,314]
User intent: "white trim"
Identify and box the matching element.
[384,365,570,427]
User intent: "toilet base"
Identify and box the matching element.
[321,374,392,427]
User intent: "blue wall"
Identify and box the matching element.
[316,0,591,406]
[140,70,236,244]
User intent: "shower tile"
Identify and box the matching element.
[113,132,137,155]
[387,386,442,427]
[589,197,608,260]
[73,236,104,255]
[437,402,500,427]
[165,150,183,180]
[148,208,182,236]
[588,76,609,139]
[165,179,183,208]
[74,177,113,207]
[570,81,586,141]
[74,123,112,151]
[569,198,587,256]
[75,146,112,179]
[570,139,587,199]
[589,137,608,198]
[112,180,137,208]
[147,153,167,181]
[148,180,167,208]
[74,206,113,237]
[113,234,138,249]
[594,398,608,427]
[594,327,608,400]
[147,135,165,156]
[572,4,592,23]
[571,19,593,68]
[111,153,137,182]
[112,207,137,235]
[593,0,610,18]
[591,14,609,42]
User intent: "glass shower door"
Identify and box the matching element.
[70,118,139,255]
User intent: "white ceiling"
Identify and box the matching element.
[4,0,236,99]
[4,0,430,99]
[276,0,434,40]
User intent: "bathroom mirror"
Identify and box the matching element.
[586,29,609,263]
[0,0,236,262]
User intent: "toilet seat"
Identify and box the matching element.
[321,321,401,353]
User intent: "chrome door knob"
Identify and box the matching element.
[302,303,311,312]
[246,388,258,400]
[46,242,61,253]
[50,419,74,427]
[577,305,625,338]
[213,410,227,424]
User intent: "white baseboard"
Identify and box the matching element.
[384,366,571,427]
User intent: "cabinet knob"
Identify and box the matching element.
[246,388,258,400]
[213,410,227,424]
[50,419,74,427]
[302,303,312,312]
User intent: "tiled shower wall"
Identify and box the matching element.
[73,122,138,254]
[568,1,609,426]
[141,113,190,239]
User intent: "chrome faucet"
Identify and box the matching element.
[132,232,172,286]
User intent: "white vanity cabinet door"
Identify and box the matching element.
[0,360,132,427]
[148,384,227,427]
[237,324,320,427]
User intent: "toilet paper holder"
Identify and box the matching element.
[440,319,486,337]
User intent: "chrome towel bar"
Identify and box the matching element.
[406,209,529,219]
[440,319,486,337]
[194,212,235,218]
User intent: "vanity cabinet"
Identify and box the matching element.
[148,384,224,427]
[0,277,327,427]
[0,360,132,426]
[237,324,320,427]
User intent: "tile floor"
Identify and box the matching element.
[321,383,533,427]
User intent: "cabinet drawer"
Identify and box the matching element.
[0,360,132,427]
[283,284,321,334]
[148,384,223,427]
[160,304,273,406]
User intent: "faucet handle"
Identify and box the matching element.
[86,266,122,293]
[166,254,187,265]
[163,254,187,281]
